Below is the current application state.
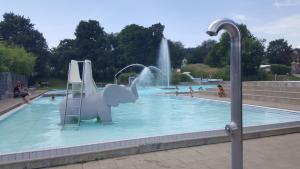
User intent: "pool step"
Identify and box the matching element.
[221,81,300,92]
[223,81,300,88]
[206,88,300,98]
[197,87,300,105]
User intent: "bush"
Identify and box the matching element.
[181,64,229,80]
[179,74,192,82]
[270,64,291,75]
[118,72,137,84]
[171,72,193,85]
[171,72,180,85]
[0,42,36,75]
[243,70,271,81]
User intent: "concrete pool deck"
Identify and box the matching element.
[175,92,300,111]
[0,89,47,116]
[47,133,300,169]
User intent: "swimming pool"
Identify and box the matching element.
[0,86,300,153]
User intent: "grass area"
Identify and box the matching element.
[35,77,66,90]
[273,74,300,81]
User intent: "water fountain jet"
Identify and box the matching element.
[158,37,174,89]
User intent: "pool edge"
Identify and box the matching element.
[1,121,300,169]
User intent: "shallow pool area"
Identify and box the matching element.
[1,86,300,154]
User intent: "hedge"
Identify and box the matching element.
[270,64,291,75]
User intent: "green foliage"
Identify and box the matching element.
[205,33,230,67]
[0,13,50,77]
[187,40,216,64]
[50,39,76,78]
[171,72,192,84]
[52,22,165,82]
[118,72,137,84]
[274,74,300,81]
[0,42,36,75]
[270,64,291,75]
[242,37,265,76]
[205,24,265,78]
[171,72,180,85]
[168,41,185,67]
[2,12,295,83]
[35,77,66,89]
[75,20,114,80]
[181,64,228,79]
[243,70,270,81]
[116,23,164,67]
[266,39,292,65]
[179,74,192,82]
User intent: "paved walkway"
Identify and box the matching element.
[0,89,47,115]
[47,133,300,169]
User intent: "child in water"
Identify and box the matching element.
[175,85,179,96]
[188,86,193,97]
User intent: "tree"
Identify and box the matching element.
[205,43,225,67]
[0,42,36,75]
[205,33,230,67]
[168,41,185,68]
[205,24,265,76]
[266,39,292,65]
[242,37,265,76]
[74,20,113,80]
[116,23,164,68]
[50,39,76,78]
[0,13,50,77]
[51,20,118,81]
[187,40,216,64]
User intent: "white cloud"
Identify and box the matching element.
[253,15,300,37]
[231,13,250,22]
[230,13,257,23]
[252,15,300,47]
[273,0,300,7]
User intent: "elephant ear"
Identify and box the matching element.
[103,84,138,107]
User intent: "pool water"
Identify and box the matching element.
[0,86,300,153]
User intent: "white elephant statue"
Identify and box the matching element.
[60,79,138,124]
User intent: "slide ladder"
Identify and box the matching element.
[62,60,85,128]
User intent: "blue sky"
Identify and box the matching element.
[1,0,300,48]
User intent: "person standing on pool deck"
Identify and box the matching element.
[188,86,193,97]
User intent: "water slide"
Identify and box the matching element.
[60,60,139,124]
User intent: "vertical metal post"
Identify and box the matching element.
[207,18,243,169]
[230,28,242,169]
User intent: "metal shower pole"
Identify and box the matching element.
[206,18,243,169]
